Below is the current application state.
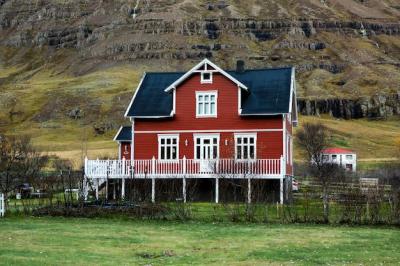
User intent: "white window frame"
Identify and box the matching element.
[196,91,218,118]
[193,133,220,161]
[201,71,213,84]
[158,134,179,161]
[234,133,257,161]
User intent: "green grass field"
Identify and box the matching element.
[0,217,399,265]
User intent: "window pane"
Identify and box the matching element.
[167,138,171,145]
[172,147,177,159]
[250,138,254,144]
[196,145,200,159]
[243,146,248,159]
[173,138,177,145]
[196,138,200,144]
[210,102,215,114]
[243,138,248,144]
[161,147,165,159]
[238,138,242,144]
[250,146,255,159]
[213,138,217,144]
[198,103,203,114]
[210,95,215,101]
[161,139,165,145]
[198,95,203,101]
[213,147,217,159]
[166,146,171,159]
[204,95,209,102]
[237,146,242,159]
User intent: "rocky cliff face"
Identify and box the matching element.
[0,0,399,123]
[298,93,400,119]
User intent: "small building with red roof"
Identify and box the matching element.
[322,147,357,172]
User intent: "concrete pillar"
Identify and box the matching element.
[121,178,125,200]
[215,178,219,204]
[151,178,155,203]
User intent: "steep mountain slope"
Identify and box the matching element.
[0,0,399,163]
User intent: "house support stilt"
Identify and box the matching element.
[182,177,186,203]
[247,177,251,204]
[121,178,125,200]
[151,178,155,203]
[95,179,99,200]
[215,177,219,203]
[280,177,284,204]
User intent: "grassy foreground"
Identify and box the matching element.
[0,217,399,265]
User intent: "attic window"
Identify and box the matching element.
[201,72,213,84]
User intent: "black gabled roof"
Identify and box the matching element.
[229,68,293,115]
[125,67,293,117]
[114,126,132,142]
[126,72,184,117]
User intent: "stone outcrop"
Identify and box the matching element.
[298,93,400,119]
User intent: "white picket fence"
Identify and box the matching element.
[0,193,5,217]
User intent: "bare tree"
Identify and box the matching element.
[0,134,48,201]
[297,122,344,222]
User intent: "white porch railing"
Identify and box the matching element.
[0,193,5,217]
[85,157,285,179]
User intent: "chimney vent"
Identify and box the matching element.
[236,60,245,73]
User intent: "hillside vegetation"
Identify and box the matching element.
[0,1,399,166]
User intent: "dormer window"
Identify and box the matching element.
[201,72,213,84]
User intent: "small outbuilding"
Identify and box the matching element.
[322,148,357,172]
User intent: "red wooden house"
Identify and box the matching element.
[84,59,298,204]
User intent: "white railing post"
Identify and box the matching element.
[122,158,126,176]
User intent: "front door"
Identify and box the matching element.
[195,135,219,173]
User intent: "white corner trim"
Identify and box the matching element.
[289,67,295,114]
[164,58,248,92]
[125,73,147,117]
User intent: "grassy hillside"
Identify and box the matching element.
[0,50,399,167]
